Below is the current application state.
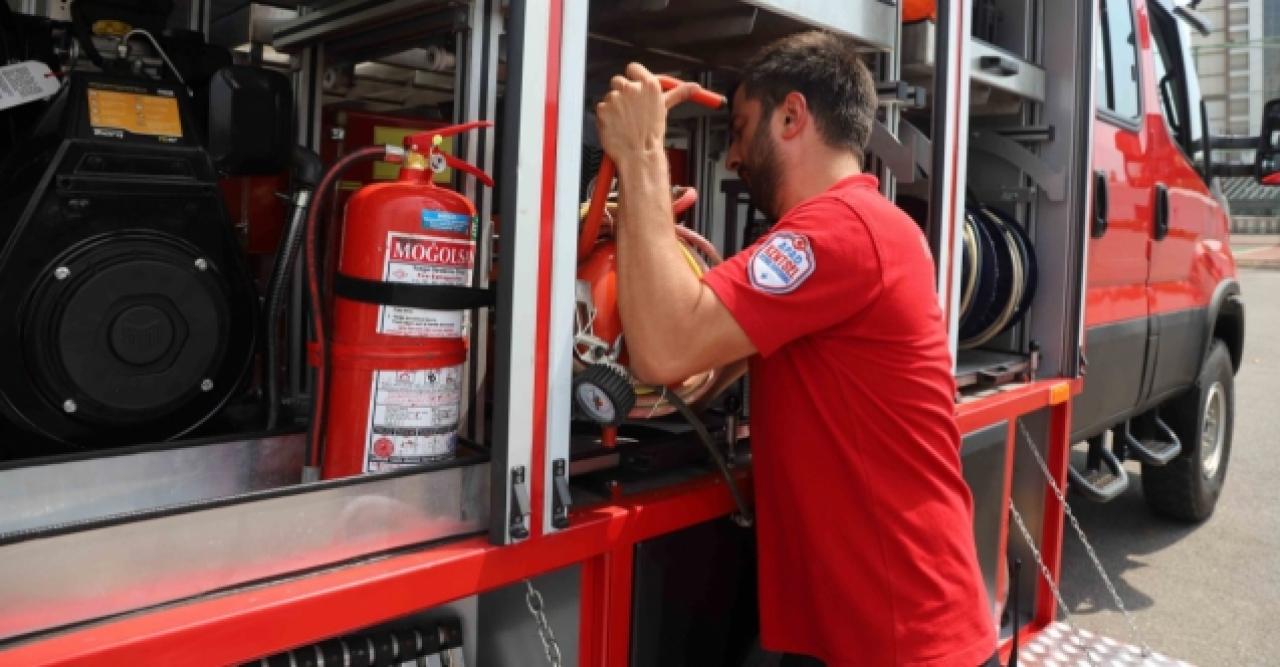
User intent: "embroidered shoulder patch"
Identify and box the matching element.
[748,232,816,294]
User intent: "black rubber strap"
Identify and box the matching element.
[334,274,495,310]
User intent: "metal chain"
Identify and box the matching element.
[524,579,563,667]
[1008,500,1101,666]
[1015,419,1153,658]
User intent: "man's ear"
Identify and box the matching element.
[779,91,808,140]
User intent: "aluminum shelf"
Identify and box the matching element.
[901,21,1046,110]
[586,0,895,76]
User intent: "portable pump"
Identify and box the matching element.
[0,1,291,452]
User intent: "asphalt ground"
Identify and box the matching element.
[1059,268,1280,666]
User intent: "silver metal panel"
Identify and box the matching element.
[902,23,1045,105]
[930,0,973,360]
[741,0,896,51]
[541,0,588,536]
[1028,0,1095,379]
[490,0,552,544]
[0,462,488,641]
[209,3,297,48]
[476,566,580,667]
[969,38,1046,104]
[460,0,502,448]
[900,19,937,72]
[272,0,457,51]
[0,433,305,535]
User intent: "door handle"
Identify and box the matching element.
[1092,170,1108,238]
[1153,183,1169,240]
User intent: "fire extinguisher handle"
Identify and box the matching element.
[441,151,495,188]
[404,120,495,152]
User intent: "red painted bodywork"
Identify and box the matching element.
[1085,0,1236,329]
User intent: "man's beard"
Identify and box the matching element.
[738,121,782,222]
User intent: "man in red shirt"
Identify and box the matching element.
[595,31,997,667]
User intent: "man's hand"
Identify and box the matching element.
[595,63,705,164]
[594,64,756,386]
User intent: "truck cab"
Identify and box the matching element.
[1074,0,1246,521]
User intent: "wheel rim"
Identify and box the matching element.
[1200,382,1226,480]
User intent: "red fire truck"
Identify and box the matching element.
[0,0,1275,665]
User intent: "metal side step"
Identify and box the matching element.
[1018,622,1195,666]
[1068,434,1129,503]
[1123,416,1182,466]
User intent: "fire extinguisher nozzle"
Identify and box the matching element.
[383,145,406,164]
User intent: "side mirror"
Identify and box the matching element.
[1256,99,1280,186]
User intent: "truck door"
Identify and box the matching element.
[1139,2,1218,406]
[1073,0,1152,440]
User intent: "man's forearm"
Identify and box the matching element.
[614,150,706,382]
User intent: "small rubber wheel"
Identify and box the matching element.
[1141,340,1234,522]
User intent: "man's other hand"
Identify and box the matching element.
[595,63,705,164]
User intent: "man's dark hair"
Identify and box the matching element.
[740,31,878,162]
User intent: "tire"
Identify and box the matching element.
[1141,340,1234,522]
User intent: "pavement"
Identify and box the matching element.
[1061,268,1280,666]
[1231,234,1280,269]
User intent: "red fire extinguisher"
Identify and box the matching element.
[305,121,494,480]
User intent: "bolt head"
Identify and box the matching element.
[200,379,214,392]
[194,258,209,271]
[62,399,77,413]
[54,266,70,280]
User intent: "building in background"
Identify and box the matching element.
[1190,0,1267,152]
[1190,0,1280,229]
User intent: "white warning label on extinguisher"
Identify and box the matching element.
[365,364,463,472]
[378,231,475,337]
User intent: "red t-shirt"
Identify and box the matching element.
[703,174,994,666]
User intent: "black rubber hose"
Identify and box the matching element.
[666,391,754,528]
[265,148,322,429]
[304,146,388,470]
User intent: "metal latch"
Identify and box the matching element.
[875,80,927,109]
[510,466,530,540]
[551,459,572,529]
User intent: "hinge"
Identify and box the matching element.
[509,466,530,540]
[551,459,572,529]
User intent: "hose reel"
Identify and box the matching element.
[958,203,1037,349]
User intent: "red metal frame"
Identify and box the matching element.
[1,475,745,666]
[529,0,564,541]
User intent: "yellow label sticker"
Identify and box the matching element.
[87,89,183,138]
[92,20,132,37]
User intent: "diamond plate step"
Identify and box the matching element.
[1018,623,1194,666]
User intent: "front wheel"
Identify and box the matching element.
[1141,340,1234,522]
